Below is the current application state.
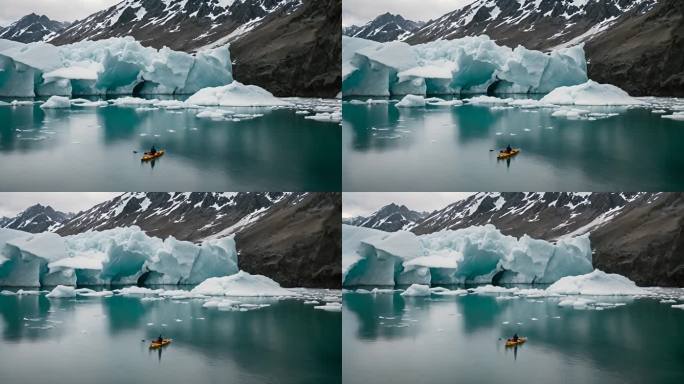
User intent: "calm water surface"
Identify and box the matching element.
[342,98,684,191]
[0,98,340,191]
[343,291,684,384]
[0,289,341,384]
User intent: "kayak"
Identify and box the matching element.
[141,150,164,161]
[497,149,520,159]
[505,337,526,347]
[149,339,172,349]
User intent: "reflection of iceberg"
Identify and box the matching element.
[0,227,237,287]
[0,37,232,97]
[342,35,587,96]
[342,224,592,287]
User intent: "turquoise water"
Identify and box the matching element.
[0,289,341,384]
[342,98,684,191]
[343,290,684,384]
[0,98,341,191]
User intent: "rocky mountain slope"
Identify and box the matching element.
[0,13,69,43]
[0,204,73,233]
[46,0,340,97]
[4,192,340,288]
[351,192,684,286]
[403,0,680,96]
[343,203,426,232]
[343,13,423,42]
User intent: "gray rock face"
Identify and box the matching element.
[46,0,339,97]
[351,193,684,287]
[0,13,69,43]
[403,0,680,96]
[343,13,424,42]
[236,193,341,288]
[0,204,72,233]
[50,192,340,288]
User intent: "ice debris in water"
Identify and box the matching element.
[400,284,431,297]
[185,81,289,107]
[0,36,232,97]
[314,302,342,312]
[342,224,592,287]
[40,96,71,109]
[343,35,587,96]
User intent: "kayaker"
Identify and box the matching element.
[149,145,157,155]
[156,334,163,344]
[505,144,512,153]
[512,333,519,342]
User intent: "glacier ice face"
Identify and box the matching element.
[540,80,645,106]
[342,35,588,97]
[0,226,237,287]
[342,224,593,287]
[0,37,232,97]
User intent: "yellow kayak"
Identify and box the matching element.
[497,148,520,159]
[505,337,526,347]
[141,150,164,161]
[149,339,172,349]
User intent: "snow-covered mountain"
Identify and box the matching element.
[0,13,69,43]
[344,203,427,232]
[46,0,340,97]
[343,13,424,42]
[406,0,656,49]
[402,0,680,96]
[6,192,340,288]
[349,192,684,286]
[0,204,73,233]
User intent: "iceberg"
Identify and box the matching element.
[546,270,648,295]
[0,37,232,97]
[190,270,297,297]
[0,226,237,287]
[342,224,592,287]
[396,94,426,108]
[342,35,587,96]
[40,96,71,109]
[185,81,289,107]
[540,80,645,106]
[401,284,431,297]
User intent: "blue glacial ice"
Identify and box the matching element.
[0,36,232,97]
[0,227,237,287]
[342,35,588,96]
[342,224,592,287]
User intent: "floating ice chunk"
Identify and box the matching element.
[661,112,684,121]
[470,285,518,294]
[558,297,595,309]
[672,304,684,310]
[191,271,297,297]
[305,111,341,122]
[71,99,108,107]
[401,284,431,297]
[110,97,158,106]
[651,109,667,114]
[40,96,71,109]
[430,287,468,296]
[426,98,463,107]
[117,286,164,296]
[186,81,290,107]
[540,80,645,106]
[46,285,77,298]
[395,94,425,108]
[467,96,512,105]
[546,270,647,295]
[303,300,320,305]
[314,302,342,312]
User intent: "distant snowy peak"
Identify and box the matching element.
[0,13,69,43]
[344,13,424,42]
[406,0,658,50]
[346,203,427,232]
[412,192,654,240]
[56,192,297,241]
[0,204,73,233]
[49,0,302,52]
